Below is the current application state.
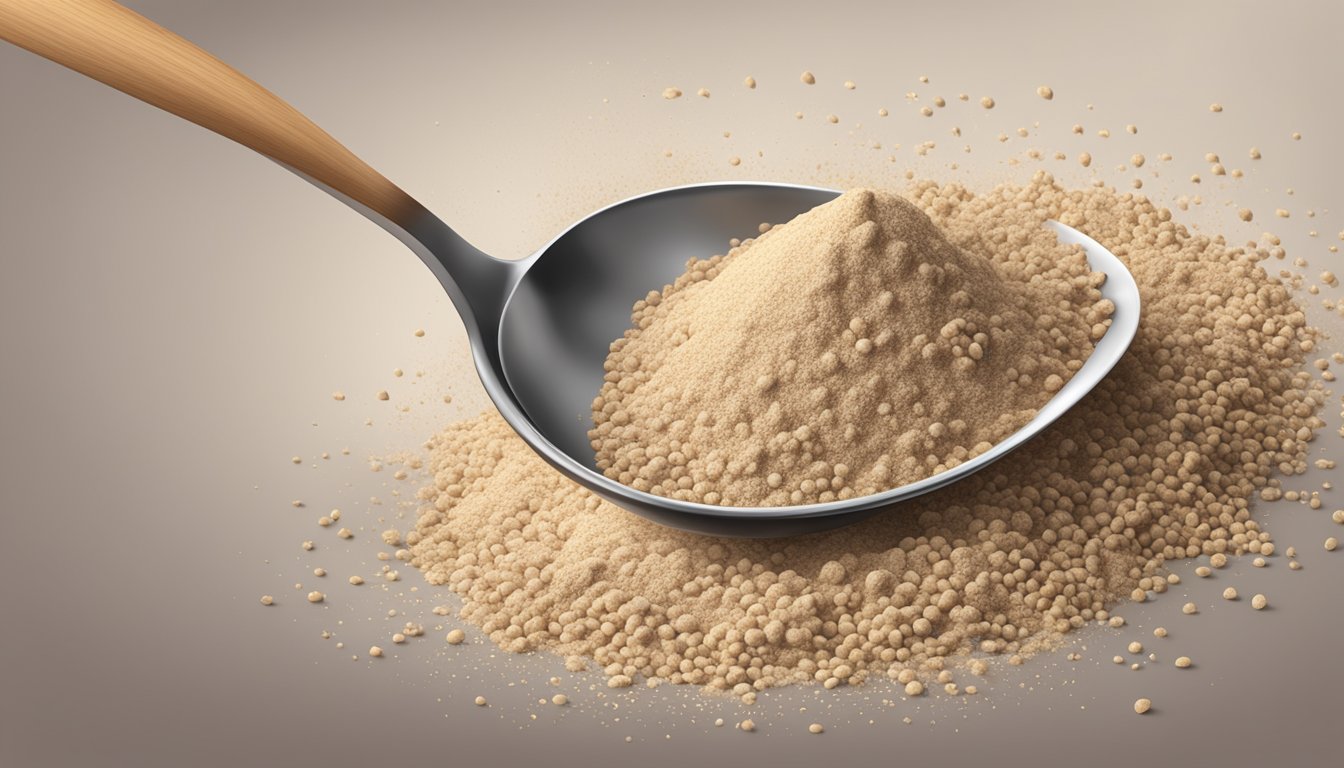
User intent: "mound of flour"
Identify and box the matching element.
[589,188,1111,506]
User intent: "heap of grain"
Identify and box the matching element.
[406,173,1323,693]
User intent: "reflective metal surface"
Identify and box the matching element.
[390,182,1141,537]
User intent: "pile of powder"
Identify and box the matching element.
[406,173,1323,693]
[588,189,1113,506]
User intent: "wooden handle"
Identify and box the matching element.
[0,0,422,225]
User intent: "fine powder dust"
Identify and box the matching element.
[406,173,1323,692]
[589,189,1113,506]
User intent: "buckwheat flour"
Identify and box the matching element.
[589,189,1111,506]
[406,173,1323,692]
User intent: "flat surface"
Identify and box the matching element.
[2,1,1342,766]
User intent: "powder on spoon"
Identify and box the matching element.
[589,189,1111,506]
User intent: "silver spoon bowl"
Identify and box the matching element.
[468,183,1139,536]
[2,0,1140,537]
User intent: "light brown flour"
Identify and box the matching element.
[589,189,1111,506]
[406,174,1323,692]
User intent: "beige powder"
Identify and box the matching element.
[406,174,1323,693]
[589,189,1109,506]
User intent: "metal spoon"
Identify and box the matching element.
[1,0,1140,537]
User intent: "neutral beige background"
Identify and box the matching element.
[2,1,1342,766]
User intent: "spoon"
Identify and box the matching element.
[1,0,1140,537]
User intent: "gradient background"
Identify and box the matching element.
[2,1,1342,766]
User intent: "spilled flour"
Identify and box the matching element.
[589,188,1112,506]
[406,173,1324,693]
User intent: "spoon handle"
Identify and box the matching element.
[1,0,514,332]
[0,0,421,224]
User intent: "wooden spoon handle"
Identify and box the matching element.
[0,0,422,226]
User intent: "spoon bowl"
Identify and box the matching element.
[2,0,1140,538]
[488,183,1139,536]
